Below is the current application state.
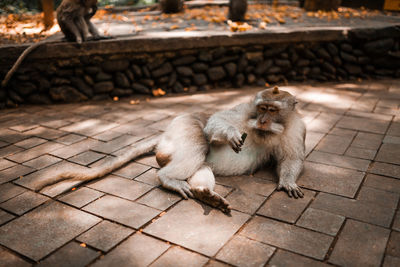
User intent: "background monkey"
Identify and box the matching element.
[33,86,305,212]
[2,0,105,88]
[228,0,248,22]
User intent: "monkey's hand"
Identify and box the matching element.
[161,178,194,199]
[226,126,244,153]
[277,182,304,199]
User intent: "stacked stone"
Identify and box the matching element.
[2,36,399,106]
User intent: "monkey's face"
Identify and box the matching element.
[255,104,281,130]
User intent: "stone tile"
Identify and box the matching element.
[23,155,62,170]
[0,201,100,261]
[36,242,99,267]
[329,127,357,138]
[0,129,26,144]
[14,137,47,149]
[298,162,364,198]
[376,143,400,165]
[83,195,160,229]
[137,188,181,210]
[241,216,333,260]
[346,110,393,121]
[365,174,400,194]
[214,184,233,197]
[383,135,400,145]
[268,249,330,267]
[305,131,325,156]
[204,260,230,267]
[252,167,276,181]
[387,122,400,137]
[296,208,345,236]
[69,151,105,166]
[93,130,124,142]
[306,113,342,134]
[0,246,31,267]
[135,155,159,168]
[337,116,390,134]
[24,126,67,140]
[215,176,276,197]
[134,168,161,186]
[77,220,134,252]
[393,210,400,231]
[307,151,370,171]
[9,122,38,132]
[92,233,169,267]
[0,145,24,158]
[216,235,275,267]
[40,119,72,129]
[144,200,250,257]
[59,119,119,137]
[352,132,383,150]
[0,159,15,171]
[0,183,27,203]
[91,134,141,154]
[59,187,104,208]
[315,134,353,154]
[151,246,208,267]
[357,186,399,210]
[0,140,9,148]
[383,255,400,267]
[387,231,400,258]
[88,175,153,201]
[6,142,65,163]
[0,210,15,225]
[329,219,390,266]
[225,189,266,214]
[0,165,35,184]
[50,138,100,159]
[113,162,151,179]
[311,192,395,227]
[257,189,315,223]
[370,162,400,179]
[56,134,86,145]
[0,191,49,215]
[345,146,376,160]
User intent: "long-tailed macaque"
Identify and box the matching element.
[2,0,104,88]
[228,0,248,22]
[33,87,305,213]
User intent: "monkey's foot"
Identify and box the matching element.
[277,182,304,199]
[192,187,231,213]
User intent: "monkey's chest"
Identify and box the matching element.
[206,144,268,176]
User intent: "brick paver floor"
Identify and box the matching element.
[0,79,399,266]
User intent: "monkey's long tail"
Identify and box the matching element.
[1,42,43,88]
[34,136,160,192]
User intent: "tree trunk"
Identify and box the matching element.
[42,0,54,30]
[304,0,342,11]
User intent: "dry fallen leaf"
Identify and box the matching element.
[80,243,86,248]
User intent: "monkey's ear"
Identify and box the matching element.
[272,86,280,94]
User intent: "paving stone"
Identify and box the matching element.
[23,155,62,170]
[311,192,395,227]
[204,260,230,267]
[346,110,393,121]
[298,162,364,198]
[113,162,151,179]
[387,122,400,137]
[329,219,390,266]
[93,130,124,142]
[268,249,331,267]
[351,132,384,150]
[383,255,400,267]
[50,138,100,159]
[36,242,99,267]
[83,195,160,229]
[144,200,250,257]
[88,175,153,201]
[376,143,400,165]
[135,155,159,168]
[92,233,169,267]
[151,246,208,267]
[0,145,24,158]
[345,146,377,160]
[393,210,400,231]
[0,165,35,184]
[0,129,26,143]
[214,184,233,197]
[0,246,31,267]
[0,183,27,203]
[40,119,72,129]
[337,116,390,134]
[137,188,181,210]
[134,168,161,186]
[296,208,345,236]
[14,137,47,149]
[60,119,119,137]
[383,135,400,144]
[241,216,333,260]
[77,220,134,252]
[387,231,400,258]
[0,201,100,261]
[6,141,65,163]
[306,113,342,133]
[69,151,105,166]
[91,134,141,154]
[0,191,49,215]
[56,133,86,145]
[329,127,357,138]
[0,210,15,225]
[307,151,370,171]
[357,186,399,210]
[370,162,400,179]
[215,176,276,197]
[315,134,353,154]
[0,140,9,148]
[305,131,325,156]
[59,187,104,208]
[9,122,38,132]
[24,126,67,140]
[0,159,15,171]
[225,189,266,214]
[216,235,275,267]
[252,166,276,181]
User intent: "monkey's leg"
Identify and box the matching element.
[158,169,194,199]
[277,159,304,198]
[86,19,100,38]
[76,16,90,42]
[188,165,231,213]
[63,18,83,43]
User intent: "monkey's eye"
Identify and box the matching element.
[258,105,268,112]
[268,106,278,113]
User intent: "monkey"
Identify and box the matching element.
[228,0,248,22]
[159,0,183,14]
[32,86,305,212]
[1,0,106,88]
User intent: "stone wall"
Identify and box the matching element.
[1,28,399,107]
